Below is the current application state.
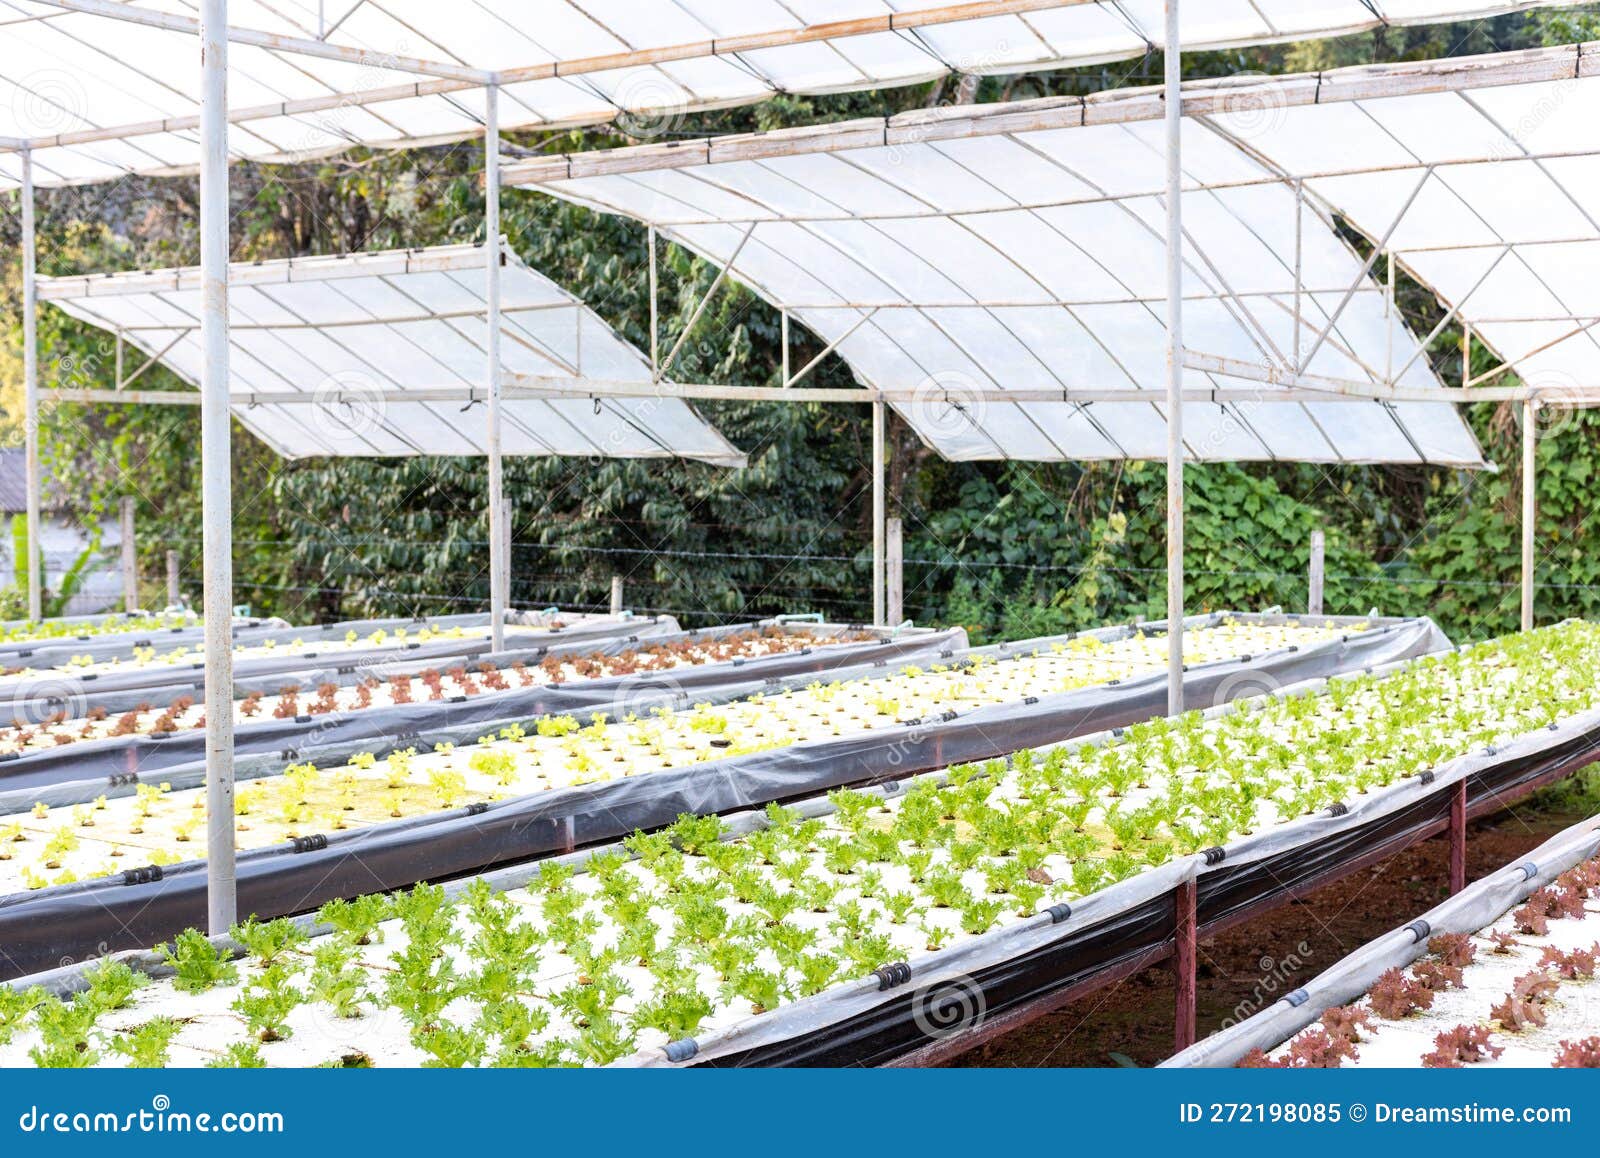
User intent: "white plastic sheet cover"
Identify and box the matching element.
[515,117,1484,465]
[1199,75,1600,401]
[0,0,1582,189]
[37,244,746,465]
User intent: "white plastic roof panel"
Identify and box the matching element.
[0,0,1584,189]
[517,116,1483,465]
[36,244,746,466]
[1197,76,1600,398]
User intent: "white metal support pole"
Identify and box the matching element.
[120,496,137,612]
[647,225,659,379]
[1291,178,1302,371]
[498,499,512,624]
[1308,530,1325,617]
[1385,252,1395,383]
[1522,398,1536,633]
[200,0,236,935]
[781,311,790,385]
[872,399,886,627]
[886,516,903,626]
[21,150,41,623]
[484,84,506,654]
[610,575,624,616]
[167,549,181,608]
[1163,0,1184,716]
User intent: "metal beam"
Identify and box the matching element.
[1523,398,1536,633]
[1389,247,1512,384]
[118,332,190,389]
[784,309,879,388]
[648,225,659,378]
[658,223,756,380]
[1291,179,1303,371]
[484,86,505,653]
[872,400,886,627]
[21,151,41,622]
[28,0,492,83]
[1164,0,1184,717]
[493,0,1097,89]
[1466,316,1600,389]
[505,43,1600,188]
[200,0,236,937]
[1297,166,1432,374]
[52,376,1545,407]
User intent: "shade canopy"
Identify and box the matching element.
[38,244,746,464]
[508,104,1490,465]
[0,0,1580,189]
[1201,75,1600,399]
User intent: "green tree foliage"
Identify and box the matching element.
[4,13,1598,639]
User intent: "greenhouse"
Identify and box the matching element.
[4,0,1600,1101]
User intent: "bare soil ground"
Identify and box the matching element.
[947,791,1591,1068]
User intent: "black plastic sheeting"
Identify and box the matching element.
[705,893,1177,1068]
[0,618,1444,981]
[0,614,276,664]
[0,613,646,716]
[0,622,954,808]
[0,610,496,668]
[692,720,1600,1067]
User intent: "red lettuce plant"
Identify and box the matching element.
[1368,967,1435,1019]
[1428,933,1477,968]
[1412,960,1465,993]
[1538,943,1599,980]
[1552,1037,1600,1068]
[1421,1024,1503,1068]
[1490,971,1560,1032]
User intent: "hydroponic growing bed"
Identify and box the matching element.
[0,617,1350,892]
[1163,813,1600,1070]
[0,614,1435,977]
[0,604,662,722]
[0,610,202,649]
[0,625,882,757]
[0,620,961,807]
[0,610,581,687]
[3,621,1595,1069]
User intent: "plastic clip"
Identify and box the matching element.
[873,962,913,991]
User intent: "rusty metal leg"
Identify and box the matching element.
[1449,779,1468,894]
[1174,879,1197,1053]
